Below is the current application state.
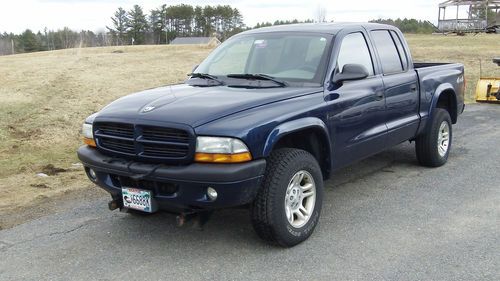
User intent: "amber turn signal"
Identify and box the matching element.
[195,152,252,163]
[83,137,96,147]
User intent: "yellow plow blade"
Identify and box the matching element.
[475,78,500,103]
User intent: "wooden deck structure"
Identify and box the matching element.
[438,0,500,32]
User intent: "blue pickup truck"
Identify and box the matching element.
[78,23,465,247]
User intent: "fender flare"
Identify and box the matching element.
[262,117,332,160]
[429,83,458,123]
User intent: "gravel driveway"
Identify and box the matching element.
[0,104,498,281]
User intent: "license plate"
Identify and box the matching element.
[122,188,153,213]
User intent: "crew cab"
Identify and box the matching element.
[78,23,465,247]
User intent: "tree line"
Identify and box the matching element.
[107,4,245,45]
[254,19,315,29]
[0,1,444,57]
[0,4,245,55]
[369,18,437,34]
[0,28,110,55]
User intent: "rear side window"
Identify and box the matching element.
[371,30,404,74]
[337,32,374,76]
[390,30,408,70]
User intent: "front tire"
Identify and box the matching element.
[251,148,324,247]
[415,108,452,167]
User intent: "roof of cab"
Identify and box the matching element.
[239,22,397,35]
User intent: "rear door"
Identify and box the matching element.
[370,30,420,146]
[325,31,387,169]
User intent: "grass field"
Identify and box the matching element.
[0,45,212,228]
[0,33,498,228]
[406,33,500,101]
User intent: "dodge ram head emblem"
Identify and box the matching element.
[142,106,155,113]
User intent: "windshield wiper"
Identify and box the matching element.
[227,73,287,87]
[188,73,224,85]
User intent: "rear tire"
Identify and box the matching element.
[251,148,323,247]
[415,108,452,167]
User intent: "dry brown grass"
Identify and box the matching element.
[405,33,500,102]
[0,45,211,228]
[0,33,498,228]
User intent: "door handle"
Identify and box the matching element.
[410,84,418,92]
[375,91,384,101]
[325,93,340,101]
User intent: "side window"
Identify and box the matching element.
[337,32,374,76]
[390,30,408,70]
[371,30,404,74]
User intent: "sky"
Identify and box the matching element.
[0,0,450,34]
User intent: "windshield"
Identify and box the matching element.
[194,32,333,86]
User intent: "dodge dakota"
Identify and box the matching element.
[78,23,465,247]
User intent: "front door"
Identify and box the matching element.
[325,31,387,169]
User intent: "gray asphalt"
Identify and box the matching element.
[1,104,499,281]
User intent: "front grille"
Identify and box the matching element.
[94,122,194,163]
[142,126,190,142]
[98,123,134,138]
[142,143,188,157]
[100,138,135,155]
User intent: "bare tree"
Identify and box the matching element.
[315,5,327,23]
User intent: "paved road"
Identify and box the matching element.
[1,104,499,281]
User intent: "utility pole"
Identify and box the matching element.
[165,12,168,44]
[485,0,489,27]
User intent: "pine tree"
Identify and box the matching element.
[127,5,149,45]
[107,7,129,45]
[194,6,205,36]
[19,29,41,52]
[150,8,164,44]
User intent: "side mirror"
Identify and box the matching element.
[332,64,369,84]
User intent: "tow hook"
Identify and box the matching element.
[176,211,214,230]
[176,213,189,227]
[108,199,120,211]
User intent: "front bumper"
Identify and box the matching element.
[77,146,266,213]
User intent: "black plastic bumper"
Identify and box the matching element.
[77,146,266,213]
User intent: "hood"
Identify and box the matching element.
[95,84,321,127]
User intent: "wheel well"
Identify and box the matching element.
[436,90,458,124]
[273,128,331,179]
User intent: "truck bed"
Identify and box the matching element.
[413,62,465,132]
[413,62,454,69]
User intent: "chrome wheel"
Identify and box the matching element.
[284,170,316,228]
[437,121,450,157]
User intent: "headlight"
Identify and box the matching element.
[195,137,252,163]
[82,123,96,147]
